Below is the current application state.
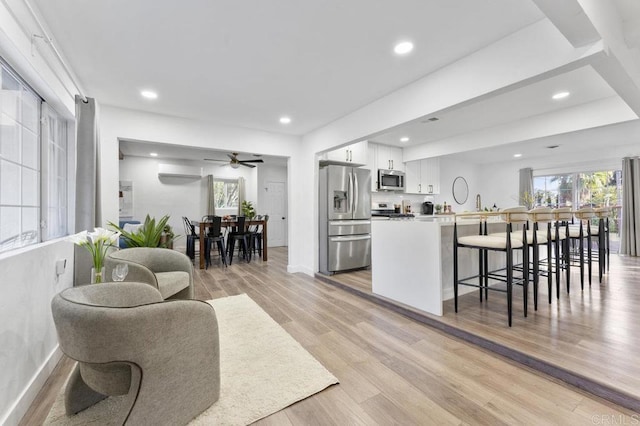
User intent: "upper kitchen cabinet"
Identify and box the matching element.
[376,144,404,171]
[404,158,440,194]
[321,141,368,166]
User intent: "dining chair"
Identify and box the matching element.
[182,216,199,261]
[201,215,227,268]
[227,216,251,264]
[248,215,264,257]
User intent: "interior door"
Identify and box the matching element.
[265,181,287,247]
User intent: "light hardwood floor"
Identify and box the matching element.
[20,248,638,425]
[325,252,640,410]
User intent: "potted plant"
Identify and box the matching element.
[241,200,256,219]
[435,204,443,214]
[109,214,177,248]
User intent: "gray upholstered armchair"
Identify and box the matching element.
[51,282,219,425]
[105,247,194,299]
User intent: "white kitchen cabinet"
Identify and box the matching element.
[366,142,378,192]
[424,157,440,194]
[404,160,420,193]
[404,158,440,194]
[323,140,368,166]
[376,144,404,171]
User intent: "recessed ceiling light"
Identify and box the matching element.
[141,90,158,99]
[552,91,570,100]
[150,152,158,157]
[279,116,291,124]
[400,137,409,143]
[394,41,414,55]
[513,153,522,158]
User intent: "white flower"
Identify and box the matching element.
[68,227,121,278]
[67,230,89,246]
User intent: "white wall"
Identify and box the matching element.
[0,5,78,425]
[119,156,260,247]
[0,241,75,426]
[99,105,298,244]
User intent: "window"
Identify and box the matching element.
[0,59,68,253]
[533,169,622,246]
[213,179,239,208]
[0,66,40,251]
[533,170,621,208]
[42,105,68,239]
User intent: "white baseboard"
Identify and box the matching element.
[2,346,63,426]
[286,264,314,277]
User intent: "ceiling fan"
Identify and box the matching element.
[204,152,264,168]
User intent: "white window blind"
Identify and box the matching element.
[0,58,70,253]
[0,65,41,252]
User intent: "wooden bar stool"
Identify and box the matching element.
[487,207,534,308]
[568,207,596,289]
[453,211,527,327]
[593,207,611,283]
[527,207,554,306]
[551,207,572,298]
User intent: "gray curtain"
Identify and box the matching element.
[74,95,100,285]
[207,175,216,216]
[518,167,533,208]
[237,177,245,216]
[620,157,640,256]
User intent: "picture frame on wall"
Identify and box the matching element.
[119,180,133,218]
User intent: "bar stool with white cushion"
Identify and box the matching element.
[568,207,596,289]
[551,207,572,298]
[488,207,537,308]
[593,207,611,282]
[454,211,527,327]
[527,207,554,306]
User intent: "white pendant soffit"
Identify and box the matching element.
[403,96,637,162]
[444,119,640,166]
[371,65,617,148]
[531,0,601,47]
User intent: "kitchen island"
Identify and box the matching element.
[371,216,508,316]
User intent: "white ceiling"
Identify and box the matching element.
[119,139,287,166]
[29,0,640,165]
[32,0,543,136]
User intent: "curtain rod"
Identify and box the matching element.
[23,0,88,103]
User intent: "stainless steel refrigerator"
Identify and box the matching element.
[319,165,371,275]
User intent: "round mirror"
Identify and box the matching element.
[452,176,469,205]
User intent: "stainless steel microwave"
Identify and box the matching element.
[378,169,405,191]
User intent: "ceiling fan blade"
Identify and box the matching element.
[238,159,264,163]
[239,162,256,168]
[227,153,237,160]
[204,158,228,162]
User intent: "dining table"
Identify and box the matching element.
[198,218,268,269]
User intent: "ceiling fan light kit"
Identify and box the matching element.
[204,152,264,168]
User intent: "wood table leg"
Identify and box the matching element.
[262,220,268,261]
[199,222,205,269]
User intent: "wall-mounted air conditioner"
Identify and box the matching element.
[158,164,203,178]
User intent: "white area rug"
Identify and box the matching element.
[45,294,339,425]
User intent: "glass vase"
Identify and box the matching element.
[91,266,105,284]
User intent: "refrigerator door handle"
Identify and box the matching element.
[353,172,359,214]
[348,172,354,214]
[329,235,371,242]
